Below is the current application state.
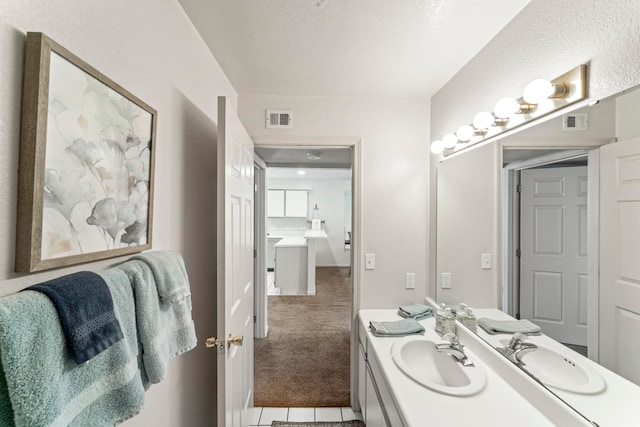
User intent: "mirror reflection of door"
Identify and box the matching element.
[519,165,588,348]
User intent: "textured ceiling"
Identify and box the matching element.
[178,0,531,98]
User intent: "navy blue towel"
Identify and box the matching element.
[25,271,124,364]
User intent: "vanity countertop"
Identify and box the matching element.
[471,308,640,426]
[359,310,588,427]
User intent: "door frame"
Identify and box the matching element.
[253,135,362,409]
[501,148,600,361]
[254,154,268,339]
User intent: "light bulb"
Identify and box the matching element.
[473,111,495,129]
[430,140,444,154]
[522,79,556,104]
[494,97,520,119]
[442,133,458,149]
[456,125,475,142]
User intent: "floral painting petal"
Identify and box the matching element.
[86,197,120,240]
[49,98,67,116]
[65,138,104,166]
[120,221,146,245]
[111,97,142,123]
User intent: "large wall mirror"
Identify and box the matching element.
[435,82,640,424]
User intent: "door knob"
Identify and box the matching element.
[227,335,244,347]
[205,337,220,348]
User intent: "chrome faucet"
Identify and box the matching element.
[435,333,474,367]
[498,332,538,366]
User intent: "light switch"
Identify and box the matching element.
[481,253,492,270]
[365,253,376,270]
[405,273,416,289]
[442,272,452,289]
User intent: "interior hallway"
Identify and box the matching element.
[254,267,351,407]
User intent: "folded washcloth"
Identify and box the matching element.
[24,271,124,364]
[0,269,145,427]
[117,255,197,384]
[369,318,425,337]
[398,303,433,320]
[131,251,191,303]
[478,318,542,335]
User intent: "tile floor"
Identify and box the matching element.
[250,407,363,426]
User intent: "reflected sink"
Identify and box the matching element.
[501,340,606,395]
[391,336,486,396]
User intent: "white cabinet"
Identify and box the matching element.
[274,238,308,295]
[267,189,308,217]
[359,327,404,427]
[366,362,385,427]
[358,341,367,420]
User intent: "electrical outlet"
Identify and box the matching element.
[481,253,492,270]
[365,253,375,270]
[405,273,416,289]
[441,272,452,289]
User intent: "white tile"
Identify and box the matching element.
[287,407,315,421]
[316,407,342,421]
[249,407,262,425]
[341,407,363,421]
[259,407,288,425]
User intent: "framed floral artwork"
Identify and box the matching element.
[15,33,156,272]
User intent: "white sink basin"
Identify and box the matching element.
[510,342,606,395]
[391,336,486,396]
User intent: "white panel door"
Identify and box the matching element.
[520,166,588,345]
[600,137,640,385]
[217,96,254,427]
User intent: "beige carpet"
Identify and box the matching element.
[254,267,351,407]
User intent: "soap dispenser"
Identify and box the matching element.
[456,303,468,322]
[462,308,478,333]
[435,307,456,336]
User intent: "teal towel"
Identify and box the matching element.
[398,303,433,320]
[131,251,191,303]
[0,269,145,426]
[478,318,542,335]
[117,253,197,384]
[25,271,124,364]
[369,318,425,337]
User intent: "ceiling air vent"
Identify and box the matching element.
[266,109,293,129]
[563,112,589,131]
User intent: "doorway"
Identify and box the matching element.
[252,138,361,409]
[502,148,596,358]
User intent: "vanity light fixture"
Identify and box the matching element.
[471,112,509,131]
[433,64,587,157]
[442,133,458,149]
[456,125,477,142]
[494,97,533,119]
[522,78,567,104]
[430,139,445,154]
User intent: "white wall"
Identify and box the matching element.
[240,95,430,308]
[429,0,640,305]
[616,88,640,141]
[0,1,235,425]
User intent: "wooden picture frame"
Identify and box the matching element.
[15,32,156,272]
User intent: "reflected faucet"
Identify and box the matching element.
[499,332,538,366]
[435,333,475,367]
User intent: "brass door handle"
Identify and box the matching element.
[206,337,221,348]
[227,335,244,347]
